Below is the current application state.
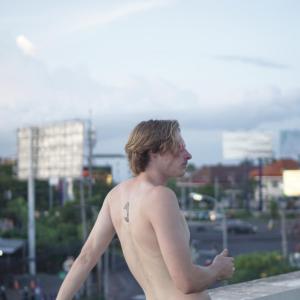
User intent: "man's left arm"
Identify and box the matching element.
[56,193,115,300]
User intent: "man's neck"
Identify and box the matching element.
[138,169,168,186]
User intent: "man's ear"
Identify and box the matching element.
[148,150,158,160]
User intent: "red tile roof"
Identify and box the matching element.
[249,159,299,177]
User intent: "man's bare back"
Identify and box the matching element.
[109,178,211,300]
[56,120,234,300]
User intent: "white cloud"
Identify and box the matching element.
[214,54,289,70]
[64,0,172,33]
[16,35,36,57]
[1,41,300,164]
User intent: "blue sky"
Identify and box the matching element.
[0,0,300,166]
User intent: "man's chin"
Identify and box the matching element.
[177,170,187,177]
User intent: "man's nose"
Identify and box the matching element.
[184,149,192,160]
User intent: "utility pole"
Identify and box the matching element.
[79,177,92,296]
[280,199,288,259]
[87,118,96,202]
[48,182,53,210]
[80,178,88,242]
[214,177,219,202]
[28,127,36,275]
[79,116,96,297]
[87,115,98,296]
[258,158,263,211]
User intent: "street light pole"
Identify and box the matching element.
[279,199,288,259]
[207,194,228,251]
[221,201,228,250]
[191,193,228,251]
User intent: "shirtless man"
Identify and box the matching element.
[56,120,235,300]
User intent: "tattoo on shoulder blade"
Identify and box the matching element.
[123,202,129,223]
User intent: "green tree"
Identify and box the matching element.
[229,251,297,284]
[196,184,215,198]
[186,163,197,173]
[0,164,27,211]
[1,197,27,237]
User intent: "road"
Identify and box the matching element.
[190,218,300,264]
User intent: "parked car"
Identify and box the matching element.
[182,210,210,221]
[197,210,210,220]
[226,219,257,234]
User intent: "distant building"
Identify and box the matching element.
[178,162,256,208]
[0,157,15,166]
[280,130,300,160]
[190,162,255,189]
[82,165,113,185]
[249,159,300,211]
[92,154,130,183]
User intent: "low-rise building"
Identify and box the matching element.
[177,161,256,209]
[249,159,300,211]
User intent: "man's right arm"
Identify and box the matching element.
[56,192,115,300]
[147,186,234,294]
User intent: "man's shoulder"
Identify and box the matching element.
[108,178,134,195]
[146,186,181,223]
[149,185,176,198]
[145,186,178,210]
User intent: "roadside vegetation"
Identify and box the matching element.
[0,163,114,273]
[229,251,298,284]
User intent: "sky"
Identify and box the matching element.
[1,0,300,167]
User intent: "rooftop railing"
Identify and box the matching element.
[209,271,300,300]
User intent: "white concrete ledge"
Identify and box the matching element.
[209,271,300,300]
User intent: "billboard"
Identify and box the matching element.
[283,170,300,197]
[280,130,300,159]
[17,120,84,179]
[222,131,273,160]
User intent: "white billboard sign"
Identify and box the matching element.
[18,120,84,179]
[222,131,273,160]
[283,170,300,197]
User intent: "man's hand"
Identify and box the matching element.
[211,249,235,280]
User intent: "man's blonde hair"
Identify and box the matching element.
[125,120,180,175]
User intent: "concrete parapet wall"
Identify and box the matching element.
[209,271,300,300]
